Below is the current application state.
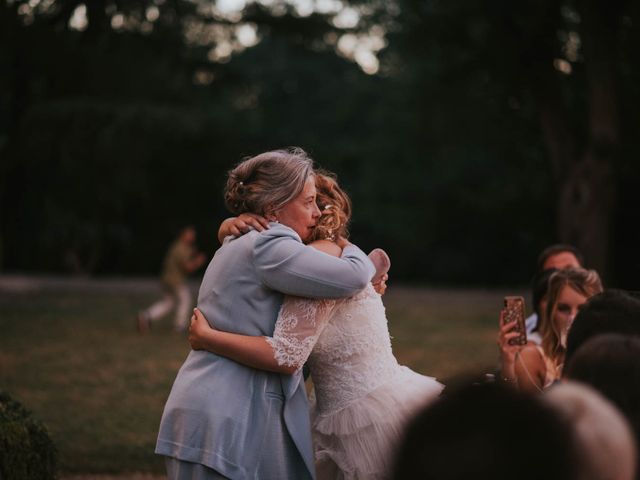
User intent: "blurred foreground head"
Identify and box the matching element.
[565,289,640,365]
[564,334,640,465]
[543,381,637,480]
[393,382,577,480]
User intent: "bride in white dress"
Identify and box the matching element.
[189,172,444,479]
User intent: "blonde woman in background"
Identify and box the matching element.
[498,268,603,392]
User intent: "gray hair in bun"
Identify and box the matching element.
[224,147,314,216]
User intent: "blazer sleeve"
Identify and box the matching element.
[254,225,375,299]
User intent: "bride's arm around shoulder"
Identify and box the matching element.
[308,239,343,257]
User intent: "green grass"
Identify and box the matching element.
[0,278,524,474]
[384,287,518,380]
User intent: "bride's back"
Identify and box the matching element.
[309,284,398,414]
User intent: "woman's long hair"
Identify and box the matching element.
[540,268,603,369]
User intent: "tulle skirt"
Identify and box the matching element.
[311,366,444,480]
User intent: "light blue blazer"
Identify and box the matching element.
[156,223,375,479]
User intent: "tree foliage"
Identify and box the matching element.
[382,0,640,284]
[1,0,638,286]
[0,391,58,480]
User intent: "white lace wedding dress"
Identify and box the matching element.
[266,284,444,479]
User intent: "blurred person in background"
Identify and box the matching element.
[137,226,206,333]
[525,244,584,337]
[498,268,602,392]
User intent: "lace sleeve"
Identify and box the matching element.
[265,296,337,370]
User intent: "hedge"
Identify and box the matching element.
[0,391,58,479]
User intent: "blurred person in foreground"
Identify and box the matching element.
[498,268,602,392]
[393,380,636,480]
[565,334,640,477]
[543,381,637,480]
[392,381,578,480]
[137,226,206,333]
[563,291,640,479]
[564,289,640,364]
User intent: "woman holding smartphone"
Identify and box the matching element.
[498,268,603,393]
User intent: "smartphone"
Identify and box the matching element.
[502,296,527,346]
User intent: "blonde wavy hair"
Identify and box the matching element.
[308,171,352,242]
[541,268,603,369]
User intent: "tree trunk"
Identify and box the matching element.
[526,0,621,279]
[556,0,621,279]
[556,149,614,277]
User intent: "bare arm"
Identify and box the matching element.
[190,239,390,375]
[190,295,337,375]
[498,313,522,381]
[189,308,297,374]
[217,214,270,244]
[189,240,342,374]
[513,346,546,393]
[498,312,545,392]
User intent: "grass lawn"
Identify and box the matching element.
[0,276,525,475]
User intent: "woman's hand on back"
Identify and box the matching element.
[218,214,270,243]
[372,273,389,295]
[189,308,217,350]
[368,248,391,295]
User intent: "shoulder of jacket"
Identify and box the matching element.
[256,223,301,242]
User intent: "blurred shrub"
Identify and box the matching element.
[0,391,58,480]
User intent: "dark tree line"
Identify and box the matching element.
[1,0,638,286]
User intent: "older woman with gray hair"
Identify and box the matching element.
[155,148,375,480]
